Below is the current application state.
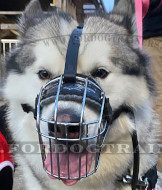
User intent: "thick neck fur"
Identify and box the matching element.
[7,99,158,190]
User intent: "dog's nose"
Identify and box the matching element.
[48,110,80,139]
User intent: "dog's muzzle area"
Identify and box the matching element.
[36,75,111,186]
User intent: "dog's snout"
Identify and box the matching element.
[48,110,81,139]
[48,123,80,138]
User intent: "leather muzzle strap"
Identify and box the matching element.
[112,105,139,190]
[63,23,83,83]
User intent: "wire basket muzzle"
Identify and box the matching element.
[36,74,111,183]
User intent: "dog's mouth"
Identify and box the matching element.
[44,149,93,186]
[43,111,94,186]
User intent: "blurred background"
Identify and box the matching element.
[0,0,162,171]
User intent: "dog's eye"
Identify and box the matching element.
[38,70,51,80]
[91,68,109,79]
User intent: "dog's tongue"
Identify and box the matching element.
[45,150,93,186]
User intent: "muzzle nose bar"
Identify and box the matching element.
[63,23,84,83]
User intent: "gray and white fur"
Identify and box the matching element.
[3,0,161,189]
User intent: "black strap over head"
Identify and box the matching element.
[63,23,84,83]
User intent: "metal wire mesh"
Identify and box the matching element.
[36,75,109,180]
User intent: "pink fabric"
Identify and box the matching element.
[154,184,157,190]
[157,0,162,8]
[134,0,143,48]
[159,0,162,7]
[135,0,162,49]
[147,183,157,189]
[142,0,150,18]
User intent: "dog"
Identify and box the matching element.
[1,0,162,189]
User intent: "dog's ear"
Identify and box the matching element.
[108,0,139,48]
[18,0,42,35]
[113,0,135,16]
[23,0,42,20]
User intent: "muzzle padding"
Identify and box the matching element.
[40,75,103,109]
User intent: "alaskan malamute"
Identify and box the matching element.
[2,0,162,189]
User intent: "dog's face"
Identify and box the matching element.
[3,0,156,187]
[4,1,154,113]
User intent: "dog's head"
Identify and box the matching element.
[4,0,155,107]
[4,0,156,187]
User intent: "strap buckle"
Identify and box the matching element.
[123,175,150,189]
[143,177,149,190]
[123,175,132,184]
